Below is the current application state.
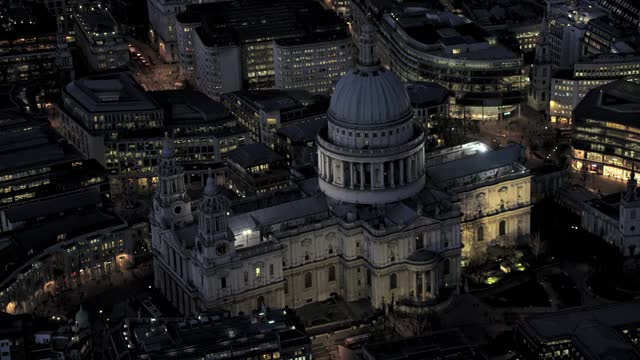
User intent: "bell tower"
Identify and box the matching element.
[195,170,233,260]
[153,135,193,227]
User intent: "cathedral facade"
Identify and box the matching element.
[150,25,463,316]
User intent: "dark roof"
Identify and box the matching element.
[4,190,102,223]
[277,117,326,143]
[151,90,232,124]
[573,77,640,127]
[405,81,450,108]
[363,329,480,360]
[178,0,346,47]
[226,143,284,168]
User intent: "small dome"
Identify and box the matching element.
[329,67,412,127]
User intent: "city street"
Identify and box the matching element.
[311,326,371,360]
[127,39,183,91]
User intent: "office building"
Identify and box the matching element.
[55,73,248,192]
[274,31,352,95]
[571,77,640,180]
[599,0,640,29]
[515,303,640,359]
[73,2,129,72]
[0,3,73,103]
[363,328,480,360]
[0,111,108,229]
[176,0,349,98]
[405,81,450,147]
[350,0,527,121]
[549,54,640,125]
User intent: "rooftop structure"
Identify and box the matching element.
[110,310,311,359]
[363,328,480,359]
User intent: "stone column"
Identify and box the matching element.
[370,163,376,190]
[360,163,365,190]
[399,159,405,185]
[350,162,355,189]
[327,157,333,182]
[390,162,395,188]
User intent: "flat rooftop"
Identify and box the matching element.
[226,143,285,169]
[574,77,640,127]
[520,303,640,359]
[63,73,159,114]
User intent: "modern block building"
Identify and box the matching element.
[571,77,640,180]
[350,0,527,121]
[226,143,290,197]
[55,73,248,192]
[73,2,129,71]
[151,25,463,316]
[0,111,108,229]
[274,31,352,95]
[175,0,349,99]
[549,54,640,125]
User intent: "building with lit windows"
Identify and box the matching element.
[549,54,640,125]
[405,81,450,147]
[226,143,290,197]
[151,25,463,316]
[0,111,108,230]
[0,208,132,315]
[221,89,329,146]
[515,303,640,359]
[426,143,532,263]
[349,0,528,121]
[55,73,248,192]
[0,3,73,101]
[274,31,352,95]
[109,310,311,360]
[176,0,349,99]
[73,3,128,71]
[571,77,640,181]
[598,0,640,29]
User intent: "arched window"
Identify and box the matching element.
[304,272,312,288]
[444,259,451,275]
[328,266,336,282]
[499,220,506,236]
[477,226,484,242]
[389,273,397,290]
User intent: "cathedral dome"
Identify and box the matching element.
[329,67,412,127]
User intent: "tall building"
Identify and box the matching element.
[274,31,352,95]
[55,73,248,192]
[515,303,640,359]
[350,0,528,121]
[571,77,640,180]
[150,24,463,316]
[73,2,128,71]
[176,0,349,98]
